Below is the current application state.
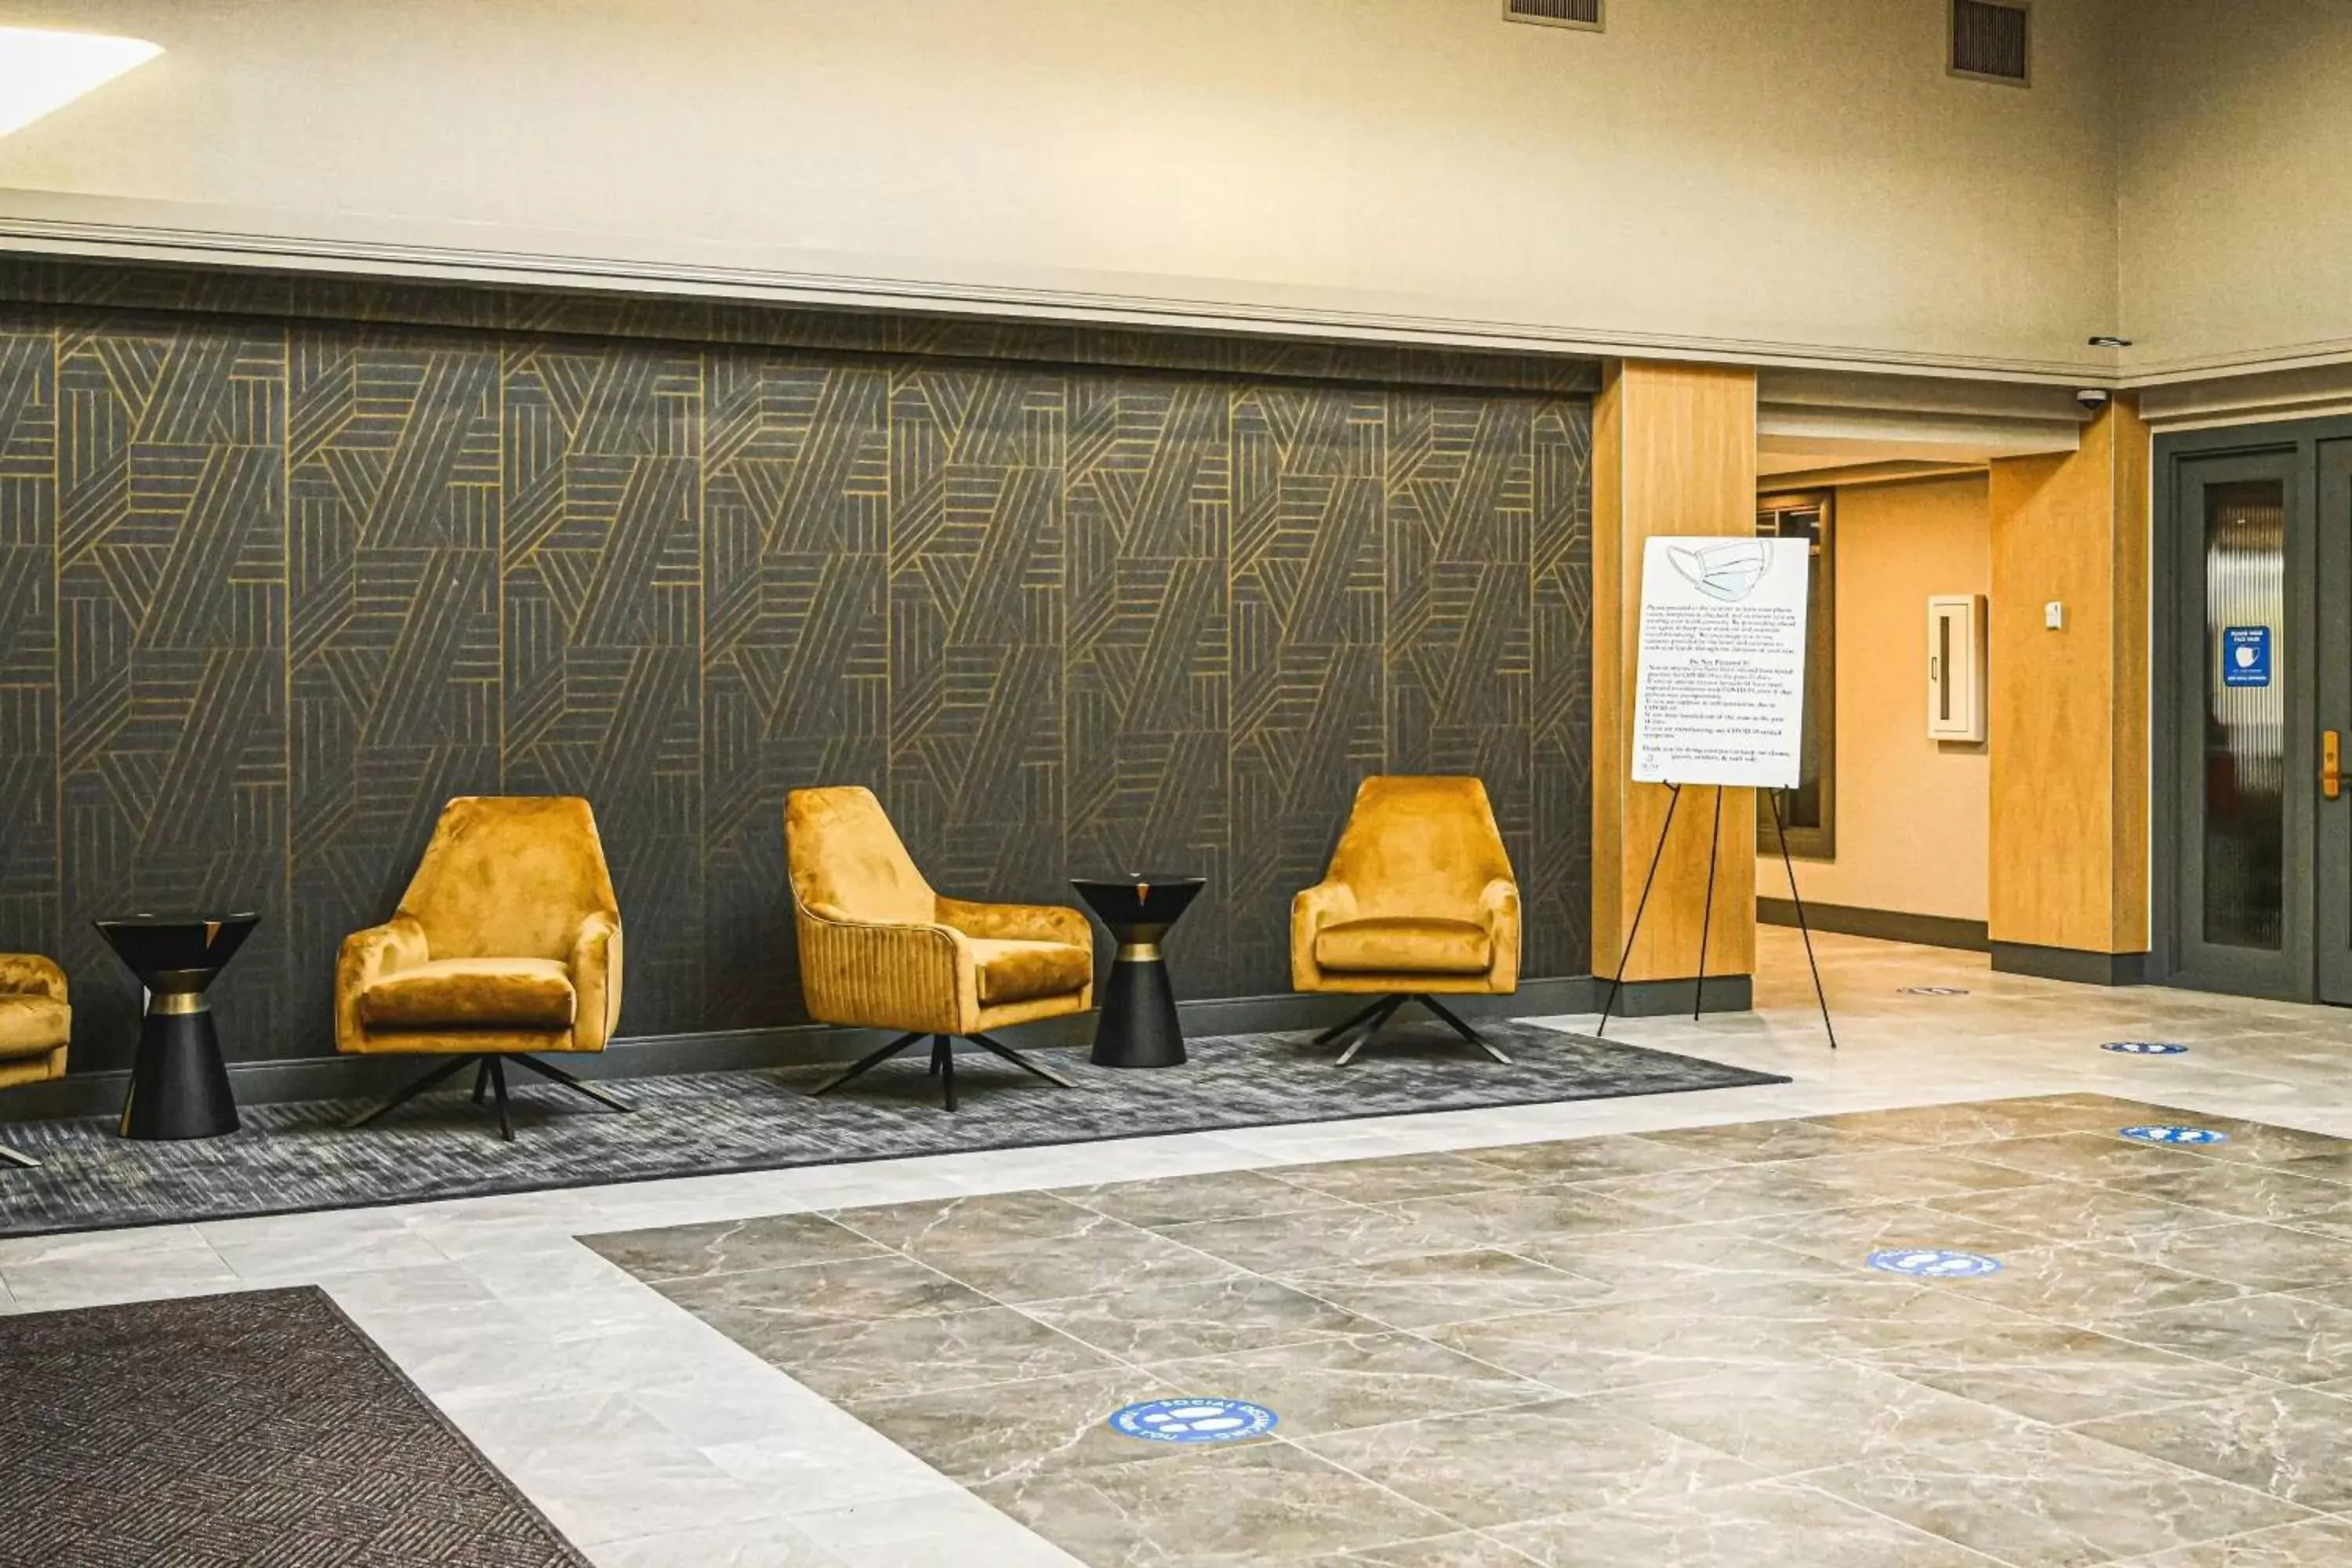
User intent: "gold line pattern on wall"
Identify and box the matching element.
[0,293,1592,1071]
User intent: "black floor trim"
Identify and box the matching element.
[1759,898,1990,954]
[1991,942,2148,986]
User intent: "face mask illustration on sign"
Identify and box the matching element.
[1664,539,1772,603]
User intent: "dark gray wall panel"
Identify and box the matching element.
[0,281,1594,1072]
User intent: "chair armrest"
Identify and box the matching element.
[336,916,428,1054]
[935,896,1091,949]
[570,912,624,1052]
[1479,877,1522,990]
[793,905,976,1036]
[1290,881,1359,989]
[0,953,67,1003]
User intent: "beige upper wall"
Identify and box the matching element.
[2119,0,2352,381]
[1758,474,1992,923]
[0,0,2121,377]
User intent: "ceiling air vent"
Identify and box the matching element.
[1950,0,2029,85]
[1504,0,1603,32]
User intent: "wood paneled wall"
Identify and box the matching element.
[1591,361,1759,983]
[1987,397,2153,956]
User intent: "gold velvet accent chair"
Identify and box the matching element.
[787,786,1087,1110]
[1292,775,1521,1065]
[337,796,630,1141]
[0,954,69,1169]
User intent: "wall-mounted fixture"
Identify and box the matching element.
[1504,0,1603,32]
[1949,0,2030,86]
[1928,594,1988,742]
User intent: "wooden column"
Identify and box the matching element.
[1987,396,2151,982]
[1591,361,1759,996]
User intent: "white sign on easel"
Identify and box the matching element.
[1631,536,1809,789]
[1599,532,1835,1051]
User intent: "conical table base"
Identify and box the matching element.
[96,912,259,1142]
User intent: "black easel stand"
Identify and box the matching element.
[1595,784,1835,1050]
[1768,786,1838,1050]
[1595,783,1681,1040]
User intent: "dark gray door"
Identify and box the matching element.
[2169,447,2308,997]
[2318,439,2352,1003]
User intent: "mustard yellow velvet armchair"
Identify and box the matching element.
[338,796,630,1141]
[1293,775,1521,1065]
[0,953,69,1168]
[788,786,1086,1110]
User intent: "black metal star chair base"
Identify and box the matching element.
[1313,993,1513,1066]
[0,1140,40,1170]
[342,1053,634,1142]
[809,1031,1075,1112]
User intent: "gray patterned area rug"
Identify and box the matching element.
[0,1287,589,1567]
[0,1021,1785,1236]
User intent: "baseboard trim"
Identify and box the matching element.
[4,976,1610,1120]
[1759,898,1991,954]
[1991,942,2148,987]
[1599,976,1755,1018]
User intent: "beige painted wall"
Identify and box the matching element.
[1758,474,1992,922]
[0,0,2119,376]
[2119,0,2352,380]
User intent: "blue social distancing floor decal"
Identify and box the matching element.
[1109,1398,1279,1445]
[2119,1124,2229,1146]
[1867,1247,2002,1279]
[2103,1040,2190,1055]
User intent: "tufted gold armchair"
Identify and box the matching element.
[788,786,1086,1110]
[0,954,69,1168]
[1293,775,1521,1065]
[338,796,630,1141]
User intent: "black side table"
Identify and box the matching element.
[96,913,258,1141]
[1072,875,1206,1069]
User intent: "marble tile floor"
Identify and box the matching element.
[584,1088,2352,1564]
[14,931,2352,1564]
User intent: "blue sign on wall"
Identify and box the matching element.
[1109,1398,1278,1445]
[2223,626,2272,688]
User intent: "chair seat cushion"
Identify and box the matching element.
[968,938,1092,1006]
[0,995,68,1056]
[361,958,575,1029]
[1316,916,1493,975]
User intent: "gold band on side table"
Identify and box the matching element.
[1116,941,1163,963]
[152,992,210,1016]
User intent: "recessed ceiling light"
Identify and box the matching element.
[2087,335,2133,349]
[0,27,161,139]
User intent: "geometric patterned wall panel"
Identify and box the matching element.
[286,328,504,1065]
[0,298,1592,1073]
[0,331,57,976]
[53,316,289,1070]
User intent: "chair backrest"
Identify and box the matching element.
[786,786,937,924]
[397,797,619,960]
[1326,775,1514,918]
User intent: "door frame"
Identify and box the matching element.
[2316,435,2352,1004]
[2151,415,2350,1000]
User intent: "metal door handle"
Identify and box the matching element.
[2328,731,2343,800]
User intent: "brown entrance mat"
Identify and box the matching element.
[0,1286,589,1567]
